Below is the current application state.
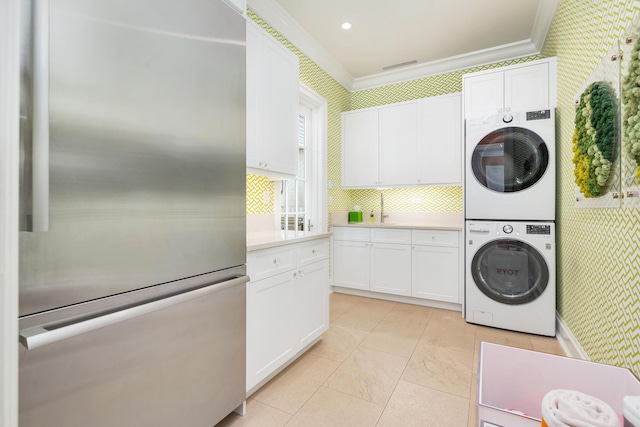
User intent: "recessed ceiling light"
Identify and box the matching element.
[341,22,352,30]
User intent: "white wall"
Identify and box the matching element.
[1,0,20,425]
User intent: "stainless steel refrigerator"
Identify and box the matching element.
[18,0,248,426]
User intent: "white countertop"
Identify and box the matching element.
[331,222,462,231]
[247,230,332,252]
[246,212,462,251]
[331,211,463,231]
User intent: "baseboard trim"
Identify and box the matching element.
[556,312,590,360]
[332,286,462,312]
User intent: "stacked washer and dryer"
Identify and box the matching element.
[463,58,557,336]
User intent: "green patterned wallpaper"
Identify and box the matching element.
[542,0,639,376]
[246,173,274,214]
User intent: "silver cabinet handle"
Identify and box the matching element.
[29,0,50,232]
[19,275,249,350]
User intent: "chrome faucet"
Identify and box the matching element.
[380,192,389,223]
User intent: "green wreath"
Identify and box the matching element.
[572,81,617,198]
[622,37,640,183]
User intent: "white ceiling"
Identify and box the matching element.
[247,0,559,91]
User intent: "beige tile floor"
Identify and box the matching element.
[217,293,564,427]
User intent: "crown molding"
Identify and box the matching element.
[247,0,558,93]
[351,39,541,91]
[531,0,560,51]
[247,0,355,91]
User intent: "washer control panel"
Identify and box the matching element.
[526,224,551,235]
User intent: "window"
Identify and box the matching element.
[278,84,327,233]
[280,109,310,231]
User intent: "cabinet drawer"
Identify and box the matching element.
[298,238,329,266]
[333,227,370,242]
[412,229,459,247]
[371,228,411,244]
[248,245,296,282]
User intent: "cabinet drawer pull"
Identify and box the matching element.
[312,249,318,255]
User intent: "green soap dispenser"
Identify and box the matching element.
[369,211,374,223]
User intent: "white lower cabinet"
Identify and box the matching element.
[246,271,294,391]
[292,261,329,349]
[370,244,411,297]
[246,238,329,393]
[411,245,459,303]
[333,240,370,290]
[332,226,460,305]
[411,229,460,303]
[333,227,412,295]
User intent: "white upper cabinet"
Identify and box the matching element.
[463,72,504,118]
[503,64,550,113]
[463,58,557,118]
[417,93,462,185]
[341,95,461,189]
[342,108,379,187]
[246,22,299,177]
[379,102,419,187]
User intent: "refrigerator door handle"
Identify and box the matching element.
[19,275,249,350]
[28,0,50,232]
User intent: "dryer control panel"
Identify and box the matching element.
[526,224,551,235]
[526,110,551,121]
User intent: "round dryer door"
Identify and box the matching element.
[470,127,549,193]
[471,239,549,305]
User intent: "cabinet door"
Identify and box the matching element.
[370,243,411,296]
[418,94,462,185]
[503,63,549,113]
[411,245,459,303]
[379,102,418,186]
[246,271,294,391]
[246,23,299,176]
[464,72,504,117]
[259,34,299,175]
[332,240,370,290]
[292,260,329,351]
[342,110,379,188]
[246,23,261,170]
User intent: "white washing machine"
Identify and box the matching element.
[465,220,556,336]
[465,110,555,221]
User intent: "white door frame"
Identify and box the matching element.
[298,83,328,232]
[1,0,21,425]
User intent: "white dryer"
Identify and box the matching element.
[465,110,555,221]
[465,220,556,336]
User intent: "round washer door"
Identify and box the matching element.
[471,239,549,305]
[470,127,549,193]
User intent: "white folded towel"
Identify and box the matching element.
[624,396,640,427]
[541,389,620,427]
